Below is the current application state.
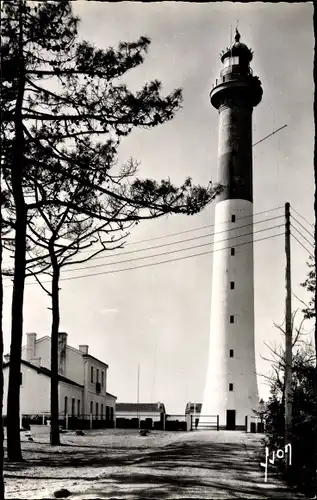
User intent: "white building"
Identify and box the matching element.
[3,332,116,422]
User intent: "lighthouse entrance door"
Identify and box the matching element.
[226,410,236,430]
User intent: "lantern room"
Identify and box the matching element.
[220,29,253,77]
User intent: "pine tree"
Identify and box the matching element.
[1,0,221,459]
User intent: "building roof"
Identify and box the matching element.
[185,402,202,414]
[3,360,84,389]
[116,403,166,413]
[82,353,108,368]
[106,392,117,399]
[22,334,109,369]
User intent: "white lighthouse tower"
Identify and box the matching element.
[200,30,263,430]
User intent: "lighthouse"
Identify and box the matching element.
[200,30,263,430]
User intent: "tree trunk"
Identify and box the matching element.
[7,212,27,463]
[313,3,317,496]
[7,0,26,462]
[0,193,5,497]
[50,252,60,446]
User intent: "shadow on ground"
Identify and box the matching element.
[4,434,302,499]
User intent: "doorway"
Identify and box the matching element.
[226,409,236,430]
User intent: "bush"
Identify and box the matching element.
[264,352,316,497]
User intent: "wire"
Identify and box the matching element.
[7,223,284,277]
[98,205,284,245]
[292,233,314,258]
[291,214,314,240]
[252,124,287,147]
[291,224,314,249]
[291,206,314,229]
[3,231,284,287]
[1,205,285,267]
[0,207,283,265]
[53,214,285,264]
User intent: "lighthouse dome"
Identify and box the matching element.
[220,29,253,63]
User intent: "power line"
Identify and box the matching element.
[291,233,314,258]
[122,206,284,246]
[58,223,286,273]
[15,223,285,277]
[4,231,284,287]
[104,205,284,246]
[55,214,285,264]
[2,207,284,267]
[291,206,314,229]
[291,224,314,249]
[291,214,314,240]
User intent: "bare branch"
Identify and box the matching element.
[30,270,52,296]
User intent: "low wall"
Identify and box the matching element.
[30,424,50,435]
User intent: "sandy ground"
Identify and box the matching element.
[3,429,305,499]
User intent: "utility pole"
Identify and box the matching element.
[284,202,292,454]
[313,6,317,495]
[137,363,140,428]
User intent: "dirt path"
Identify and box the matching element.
[4,429,305,499]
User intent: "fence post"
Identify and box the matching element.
[65,413,69,430]
[90,413,93,429]
[162,414,166,431]
[217,415,219,431]
[42,413,45,425]
[245,415,248,433]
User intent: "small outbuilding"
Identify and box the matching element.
[115,402,166,430]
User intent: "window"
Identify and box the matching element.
[229,383,234,391]
[96,402,98,419]
[90,401,93,415]
[77,399,80,417]
[101,404,103,419]
[96,368,99,383]
[101,371,104,387]
[90,366,94,383]
[230,315,234,323]
[71,398,75,416]
[230,349,234,358]
[231,215,235,222]
[230,281,235,290]
[64,396,68,415]
[223,56,239,68]
[231,248,235,256]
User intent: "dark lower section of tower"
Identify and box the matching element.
[217,104,253,202]
[209,71,263,203]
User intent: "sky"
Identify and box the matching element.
[3,1,314,413]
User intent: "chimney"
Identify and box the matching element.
[31,357,41,367]
[58,332,67,375]
[4,354,10,363]
[79,345,89,355]
[26,332,36,362]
